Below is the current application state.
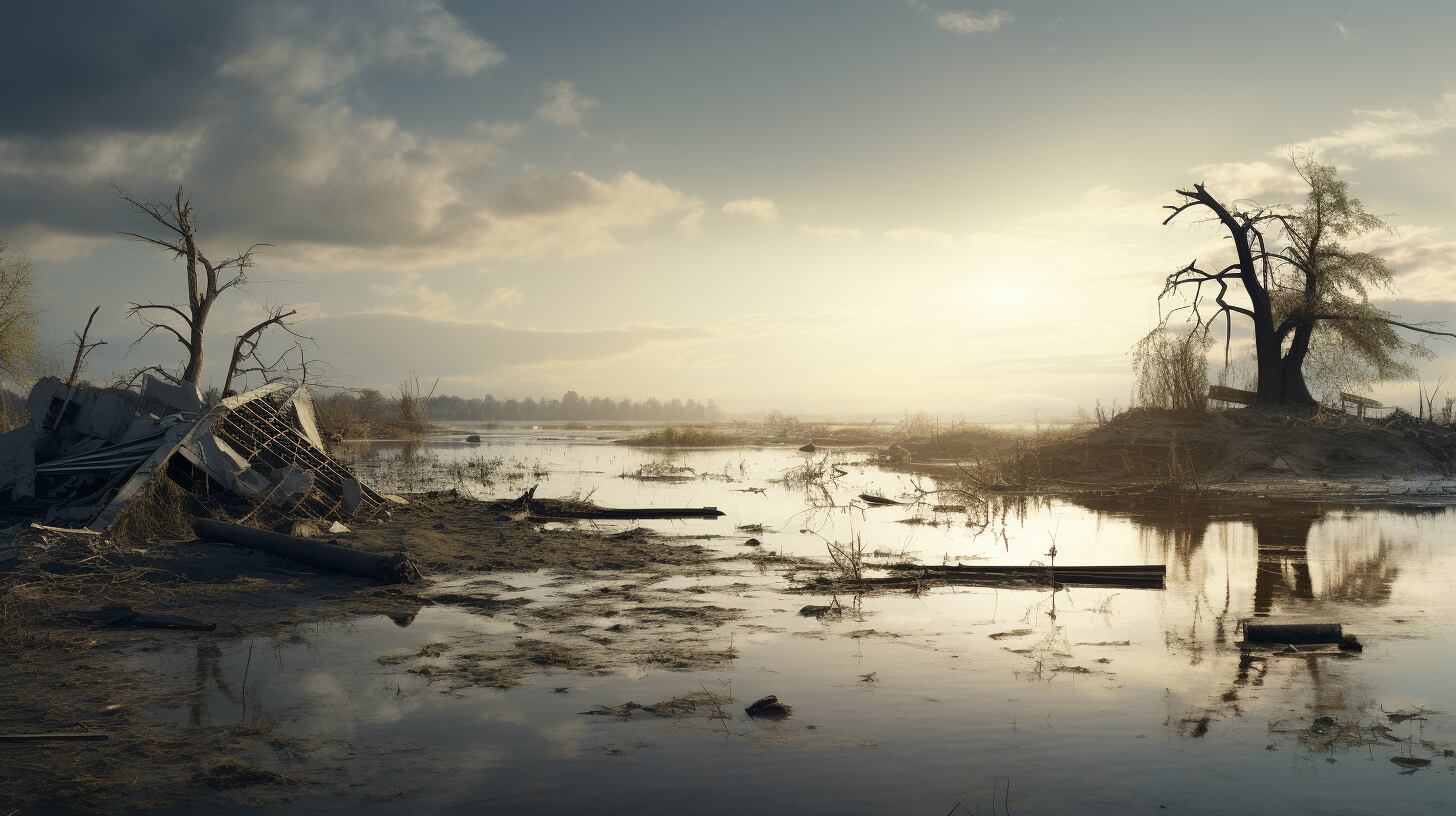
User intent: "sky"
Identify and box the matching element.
[3,0,1456,420]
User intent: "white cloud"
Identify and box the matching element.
[798,225,863,241]
[935,10,1012,35]
[358,274,522,323]
[1353,225,1456,303]
[1186,160,1303,200]
[1288,94,1456,160]
[536,80,599,128]
[219,0,502,95]
[1334,21,1357,42]
[721,197,779,223]
[883,226,956,246]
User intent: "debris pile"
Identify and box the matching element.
[0,376,400,534]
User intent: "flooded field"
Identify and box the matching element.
[129,432,1456,814]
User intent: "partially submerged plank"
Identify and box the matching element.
[851,562,1168,590]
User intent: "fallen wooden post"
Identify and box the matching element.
[193,519,419,583]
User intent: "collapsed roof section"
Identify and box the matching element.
[0,376,395,532]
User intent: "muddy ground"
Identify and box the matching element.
[7,406,1456,811]
[0,493,809,813]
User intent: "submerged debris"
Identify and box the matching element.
[744,695,792,720]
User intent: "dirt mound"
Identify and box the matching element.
[1030,407,1456,485]
[890,425,1021,462]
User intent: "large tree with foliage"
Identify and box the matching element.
[1162,158,1452,407]
[0,240,41,384]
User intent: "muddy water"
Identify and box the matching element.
[141,433,1456,814]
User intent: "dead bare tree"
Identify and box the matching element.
[118,186,269,385]
[221,306,303,395]
[65,306,107,387]
[1161,185,1285,404]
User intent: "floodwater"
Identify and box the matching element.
[137,431,1456,814]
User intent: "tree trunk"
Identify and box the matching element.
[1218,211,1284,404]
[182,321,205,384]
[1279,323,1318,406]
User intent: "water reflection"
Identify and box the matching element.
[151,435,1456,813]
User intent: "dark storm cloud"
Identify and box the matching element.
[0,2,243,137]
[0,1,698,265]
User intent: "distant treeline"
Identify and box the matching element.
[322,389,722,423]
[424,391,722,422]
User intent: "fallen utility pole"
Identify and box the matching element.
[193,519,419,583]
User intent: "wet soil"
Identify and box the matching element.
[0,491,745,812]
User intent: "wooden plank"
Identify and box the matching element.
[1208,385,1257,405]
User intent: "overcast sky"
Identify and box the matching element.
[4,1,1456,418]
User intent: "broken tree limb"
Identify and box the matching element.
[193,519,419,583]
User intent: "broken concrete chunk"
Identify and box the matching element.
[140,375,203,416]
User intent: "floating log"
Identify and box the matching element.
[1243,622,1342,645]
[193,519,419,583]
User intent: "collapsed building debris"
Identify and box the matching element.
[0,376,399,534]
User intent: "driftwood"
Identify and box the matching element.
[193,519,419,583]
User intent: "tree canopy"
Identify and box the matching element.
[0,240,41,384]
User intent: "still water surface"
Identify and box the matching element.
[139,432,1456,814]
